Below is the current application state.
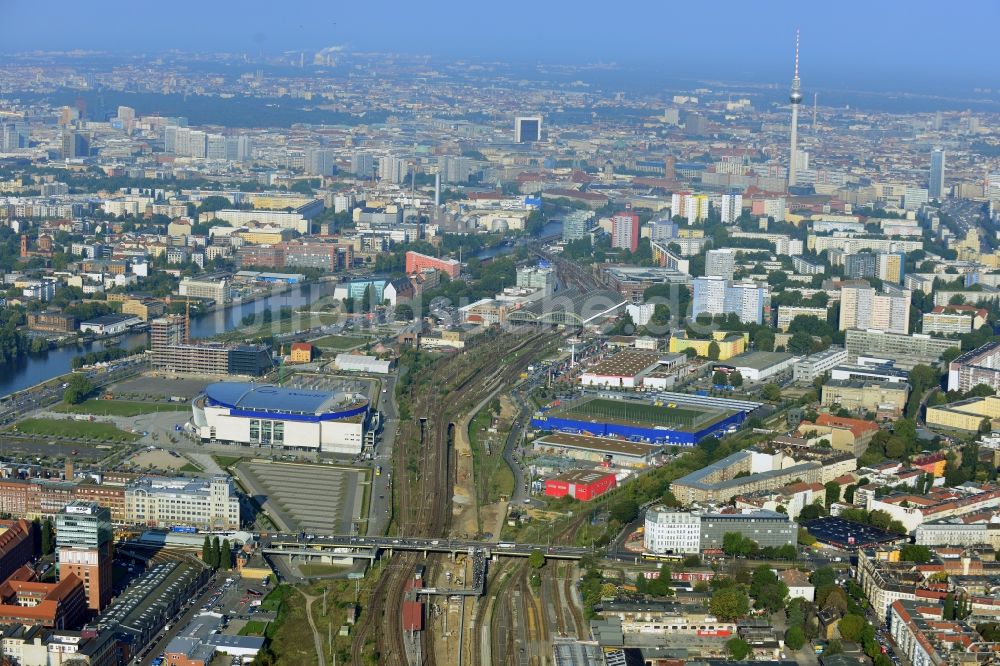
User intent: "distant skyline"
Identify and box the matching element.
[5,0,1000,94]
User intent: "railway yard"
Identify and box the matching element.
[349,329,571,666]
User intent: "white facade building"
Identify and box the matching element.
[125,475,240,530]
[192,382,370,455]
[643,508,701,554]
[335,353,392,374]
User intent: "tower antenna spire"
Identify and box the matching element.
[794,28,800,79]
[788,29,803,188]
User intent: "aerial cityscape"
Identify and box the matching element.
[1,2,1000,665]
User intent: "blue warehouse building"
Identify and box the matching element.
[531,409,746,446]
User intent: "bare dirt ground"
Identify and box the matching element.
[452,409,479,539]
[126,447,192,472]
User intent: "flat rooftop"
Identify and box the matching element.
[550,469,615,484]
[583,351,662,378]
[722,351,796,371]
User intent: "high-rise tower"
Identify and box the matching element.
[788,30,803,188]
[930,148,946,199]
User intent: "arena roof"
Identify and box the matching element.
[204,382,364,416]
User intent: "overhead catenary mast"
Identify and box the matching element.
[788,29,803,188]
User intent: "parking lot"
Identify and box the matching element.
[804,516,905,549]
[112,376,211,400]
[235,460,366,534]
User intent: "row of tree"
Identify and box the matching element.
[202,535,234,570]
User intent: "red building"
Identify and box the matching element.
[611,205,640,252]
[0,520,36,583]
[544,470,617,501]
[405,251,461,279]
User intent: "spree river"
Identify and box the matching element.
[0,282,334,398]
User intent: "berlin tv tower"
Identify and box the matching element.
[788,29,803,188]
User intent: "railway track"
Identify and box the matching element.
[563,563,586,638]
[352,330,560,665]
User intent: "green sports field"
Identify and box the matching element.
[559,398,719,430]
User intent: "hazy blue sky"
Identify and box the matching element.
[4,0,999,91]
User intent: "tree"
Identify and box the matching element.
[40,518,54,556]
[844,484,858,504]
[754,329,775,352]
[761,383,782,402]
[395,304,415,321]
[711,586,750,621]
[838,613,867,642]
[707,341,721,361]
[784,625,806,650]
[712,370,728,386]
[750,566,788,614]
[722,532,754,557]
[799,503,825,521]
[788,330,815,355]
[729,371,744,388]
[202,535,213,566]
[726,637,752,660]
[610,498,639,524]
[826,639,844,656]
[899,544,932,564]
[825,481,841,505]
[810,566,835,589]
[822,586,849,614]
[211,536,221,569]
[63,374,93,404]
[882,435,905,459]
[221,539,233,570]
[528,549,545,569]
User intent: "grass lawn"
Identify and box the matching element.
[12,418,140,443]
[310,334,368,351]
[179,462,201,473]
[55,400,188,417]
[265,569,386,665]
[298,563,348,577]
[239,619,269,636]
[217,313,340,341]
[213,455,244,469]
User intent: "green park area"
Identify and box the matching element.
[311,335,368,351]
[11,418,140,443]
[55,400,188,417]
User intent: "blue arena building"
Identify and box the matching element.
[192,382,371,455]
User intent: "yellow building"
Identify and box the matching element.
[247,193,315,210]
[821,380,909,416]
[668,331,748,360]
[952,228,981,262]
[289,342,314,364]
[122,298,166,322]
[926,395,1000,432]
[237,227,295,245]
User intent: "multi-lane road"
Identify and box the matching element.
[262,532,593,559]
